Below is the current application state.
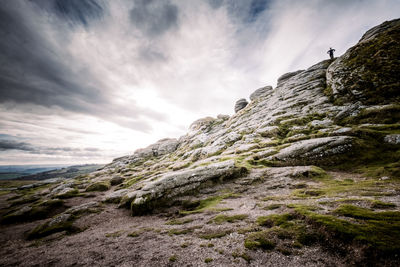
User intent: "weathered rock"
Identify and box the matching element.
[327,19,400,105]
[128,160,247,215]
[264,166,326,180]
[217,114,230,121]
[269,136,355,165]
[51,182,74,194]
[85,181,110,192]
[18,178,64,190]
[234,98,248,113]
[250,85,273,101]
[67,20,399,220]
[104,189,129,203]
[310,119,333,128]
[384,134,400,144]
[110,176,124,186]
[334,103,361,122]
[134,138,179,158]
[27,213,75,240]
[256,126,279,137]
[277,70,304,86]
[7,205,32,217]
[65,201,100,214]
[55,187,78,198]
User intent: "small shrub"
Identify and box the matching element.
[204,258,213,263]
[169,255,177,262]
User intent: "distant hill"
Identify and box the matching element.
[0,165,69,180]
[15,164,103,180]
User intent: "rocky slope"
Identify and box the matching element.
[1,19,399,266]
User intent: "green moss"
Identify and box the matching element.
[334,204,400,220]
[165,218,194,225]
[232,251,252,263]
[264,204,282,210]
[236,226,258,234]
[180,193,239,215]
[168,228,193,235]
[209,214,248,224]
[291,204,400,253]
[0,180,37,188]
[371,200,396,209]
[256,213,296,228]
[85,181,111,192]
[244,230,276,250]
[27,216,78,240]
[276,113,327,138]
[255,210,320,248]
[130,195,163,216]
[9,195,40,207]
[340,105,400,125]
[292,189,324,198]
[290,170,395,199]
[57,188,79,199]
[338,21,400,105]
[0,190,11,196]
[357,161,400,179]
[169,255,177,262]
[199,230,231,239]
[324,85,333,97]
[261,196,284,201]
[2,199,65,224]
[127,231,140,237]
[204,258,213,263]
[105,231,123,237]
[123,176,144,188]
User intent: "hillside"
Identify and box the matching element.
[0,165,69,180]
[16,164,104,181]
[0,19,399,267]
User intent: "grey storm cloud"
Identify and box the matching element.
[0,1,164,133]
[129,0,179,37]
[0,140,35,152]
[0,138,101,156]
[207,0,271,23]
[32,0,105,26]
[0,1,106,108]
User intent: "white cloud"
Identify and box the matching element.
[1,0,399,164]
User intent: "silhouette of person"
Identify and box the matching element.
[327,47,335,59]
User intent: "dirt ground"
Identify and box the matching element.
[0,168,398,266]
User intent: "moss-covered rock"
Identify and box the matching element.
[85,181,111,192]
[27,213,78,240]
[1,199,64,224]
[327,19,400,105]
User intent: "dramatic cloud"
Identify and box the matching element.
[0,0,399,165]
[0,140,34,152]
[130,0,179,37]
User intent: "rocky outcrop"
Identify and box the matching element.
[234,98,248,113]
[327,19,400,105]
[126,160,246,215]
[249,85,273,101]
[269,136,355,165]
[134,138,179,158]
[277,70,304,86]
[1,19,400,267]
[12,19,399,220]
[88,20,399,215]
[384,134,400,144]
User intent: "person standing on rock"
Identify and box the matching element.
[327,47,335,59]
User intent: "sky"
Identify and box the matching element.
[0,0,399,165]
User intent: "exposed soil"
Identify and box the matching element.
[0,168,399,267]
